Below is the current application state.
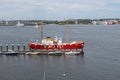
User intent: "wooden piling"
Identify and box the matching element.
[23,44,26,51]
[12,44,14,51]
[0,44,3,51]
[6,44,8,51]
[17,44,20,51]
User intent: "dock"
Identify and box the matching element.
[0,44,84,55]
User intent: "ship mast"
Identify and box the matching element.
[66,22,69,43]
[40,22,43,43]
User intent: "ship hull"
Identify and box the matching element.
[28,41,84,52]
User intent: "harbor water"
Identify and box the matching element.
[0,24,120,80]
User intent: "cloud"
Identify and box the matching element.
[0,0,120,20]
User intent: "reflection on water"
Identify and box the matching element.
[0,54,84,80]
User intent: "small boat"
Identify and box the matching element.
[48,51,63,55]
[26,52,40,55]
[4,50,18,55]
[65,51,80,55]
[16,21,24,27]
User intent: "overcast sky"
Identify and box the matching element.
[0,0,120,20]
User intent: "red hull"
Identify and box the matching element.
[28,41,84,51]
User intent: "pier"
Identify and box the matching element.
[0,44,84,55]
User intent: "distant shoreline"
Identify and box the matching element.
[0,19,120,26]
